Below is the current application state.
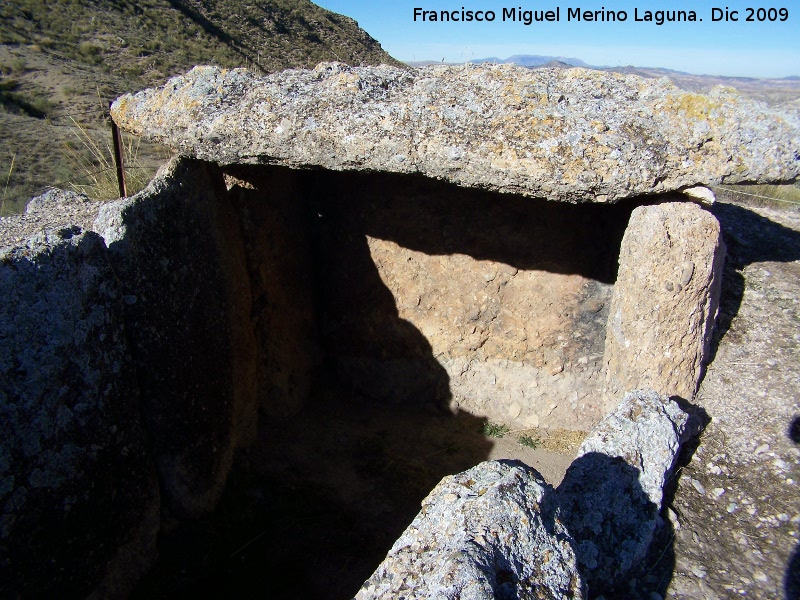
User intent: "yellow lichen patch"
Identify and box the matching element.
[585,143,611,159]
[111,96,131,122]
[667,93,721,121]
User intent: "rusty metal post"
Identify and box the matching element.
[109,103,127,198]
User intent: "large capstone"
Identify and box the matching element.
[113,63,800,203]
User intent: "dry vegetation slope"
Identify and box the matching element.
[0,0,401,214]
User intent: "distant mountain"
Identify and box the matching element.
[539,60,575,70]
[405,55,800,110]
[470,54,588,67]
[599,65,800,106]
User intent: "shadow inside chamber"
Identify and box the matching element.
[133,165,643,599]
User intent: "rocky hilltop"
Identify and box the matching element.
[1,64,798,597]
[113,62,800,203]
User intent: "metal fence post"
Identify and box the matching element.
[109,102,127,198]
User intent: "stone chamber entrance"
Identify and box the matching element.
[131,161,642,598]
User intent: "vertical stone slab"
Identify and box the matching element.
[0,227,159,598]
[357,391,695,599]
[94,158,259,518]
[224,166,320,418]
[357,460,585,600]
[553,390,694,594]
[602,202,725,409]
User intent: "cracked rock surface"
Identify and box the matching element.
[603,202,726,407]
[112,62,800,204]
[0,204,159,597]
[356,459,586,600]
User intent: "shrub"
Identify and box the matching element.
[78,41,102,65]
[481,422,510,438]
[518,435,541,449]
[10,57,27,74]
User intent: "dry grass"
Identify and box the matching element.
[0,153,16,216]
[63,118,153,200]
[713,183,800,212]
[537,429,588,453]
[0,110,169,214]
[482,422,587,453]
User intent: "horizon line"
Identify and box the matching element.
[398,57,800,80]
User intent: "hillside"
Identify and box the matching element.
[0,0,401,214]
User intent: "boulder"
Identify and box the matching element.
[0,188,103,249]
[681,185,716,205]
[356,460,585,600]
[112,62,800,203]
[553,390,695,593]
[358,390,693,599]
[603,202,726,406]
[0,210,159,598]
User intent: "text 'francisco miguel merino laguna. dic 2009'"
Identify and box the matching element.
[412,6,790,25]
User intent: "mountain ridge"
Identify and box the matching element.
[406,54,800,108]
[0,0,402,213]
[471,54,589,67]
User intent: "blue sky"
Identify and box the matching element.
[315,1,799,77]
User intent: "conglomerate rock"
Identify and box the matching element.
[356,460,585,600]
[112,62,800,203]
[602,202,726,406]
[359,390,692,598]
[553,390,695,593]
[0,205,159,598]
[311,170,625,431]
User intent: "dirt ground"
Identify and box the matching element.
[132,372,583,599]
[131,195,799,600]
